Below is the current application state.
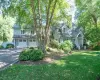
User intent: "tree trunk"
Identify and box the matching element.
[30,0,57,54]
[45,0,57,46]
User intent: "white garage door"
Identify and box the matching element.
[29,39,37,47]
[17,39,27,48]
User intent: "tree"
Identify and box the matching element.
[0,15,15,43]
[0,0,70,53]
[75,0,100,43]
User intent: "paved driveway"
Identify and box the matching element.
[0,49,22,70]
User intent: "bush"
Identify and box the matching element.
[6,44,14,49]
[29,47,35,49]
[0,45,4,49]
[30,49,44,61]
[92,45,100,50]
[19,49,31,61]
[19,48,44,61]
[60,40,73,53]
[50,39,60,49]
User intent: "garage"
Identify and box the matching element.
[29,39,37,47]
[17,39,27,48]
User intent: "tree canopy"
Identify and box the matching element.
[75,0,100,43]
[0,15,15,42]
[0,0,70,53]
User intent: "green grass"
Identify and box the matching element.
[0,51,100,80]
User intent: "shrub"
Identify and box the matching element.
[19,48,44,61]
[50,39,60,49]
[92,45,100,50]
[6,44,14,49]
[0,45,4,49]
[30,49,44,61]
[19,49,31,61]
[60,40,73,53]
[29,47,35,49]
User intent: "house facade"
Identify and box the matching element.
[52,23,84,50]
[1,24,37,48]
[2,23,84,49]
[13,24,37,48]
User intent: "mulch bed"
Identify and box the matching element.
[16,53,69,65]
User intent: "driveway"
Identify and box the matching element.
[0,49,22,70]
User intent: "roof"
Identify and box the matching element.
[52,22,83,38]
[71,27,83,37]
[13,24,21,29]
[13,24,34,29]
[13,34,36,38]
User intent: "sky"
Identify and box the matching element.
[66,0,76,22]
[0,9,2,14]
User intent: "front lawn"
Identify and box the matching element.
[0,51,100,80]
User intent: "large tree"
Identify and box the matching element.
[75,0,100,43]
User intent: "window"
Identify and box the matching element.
[33,39,35,42]
[29,39,35,42]
[21,30,25,34]
[19,39,22,42]
[63,28,66,32]
[31,31,34,34]
[23,40,26,42]
[30,40,32,42]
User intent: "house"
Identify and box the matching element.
[13,24,37,48]
[52,23,84,50]
[2,24,37,48]
[2,22,84,49]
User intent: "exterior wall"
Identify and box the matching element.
[53,27,84,50]
[1,24,36,48]
[13,27,36,48]
[54,29,60,40]
[14,29,21,35]
[14,28,34,36]
[75,32,84,50]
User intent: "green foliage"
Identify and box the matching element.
[50,39,60,49]
[0,15,15,42]
[19,49,31,61]
[29,47,35,50]
[6,44,14,49]
[60,40,73,53]
[19,48,44,61]
[0,0,70,52]
[76,0,100,43]
[92,43,100,50]
[46,47,51,52]
[0,45,4,49]
[29,49,44,61]
[92,45,100,51]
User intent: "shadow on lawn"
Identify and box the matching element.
[17,51,100,80]
[1,51,100,80]
[49,51,100,80]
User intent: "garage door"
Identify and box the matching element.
[29,39,37,47]
[17,39,27,48]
